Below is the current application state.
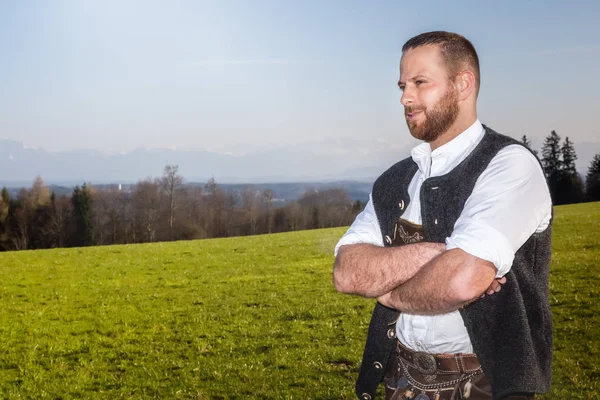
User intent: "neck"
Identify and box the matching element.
[428,111,478,151]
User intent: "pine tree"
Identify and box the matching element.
[541,131,561,177]
[71,183,94,246]
[541,130,562,203]
[0,187,9,223]
[1,187,9,205]
[558,137,584,204]
[586,154,600,201]
[561,137,577,175]
[521,135,538,156]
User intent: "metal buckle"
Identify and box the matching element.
[413,352,438,375]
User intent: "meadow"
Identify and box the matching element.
[0,202,598,399]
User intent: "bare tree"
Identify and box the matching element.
[91,189,111,245]
[133,179,161,242]
[262,189,275,234]
[286,202,302,231]
[30,176,50,207]
[46,193,72,248]
[241,186,260,235]
[298,188,353,229]
[221,191,237,237]
[204,178,226,237]
[8,189,33,250]
[160,165,184,240]
[179,186,205,238]
[120,191,135,244]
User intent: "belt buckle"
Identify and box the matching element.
[413,352,437,375]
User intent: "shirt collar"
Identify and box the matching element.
[410,120,485,178]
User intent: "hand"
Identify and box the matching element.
[482,276,507,297]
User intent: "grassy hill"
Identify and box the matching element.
[0,202,598,399]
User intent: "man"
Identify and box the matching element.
[333,31,553,400]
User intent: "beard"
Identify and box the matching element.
[405,86,459,143]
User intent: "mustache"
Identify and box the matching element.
[405,106,426,114]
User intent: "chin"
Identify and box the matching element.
[407,126,425,140]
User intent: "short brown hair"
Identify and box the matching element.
[402,31,480,94]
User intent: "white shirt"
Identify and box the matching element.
[334,120,552,354]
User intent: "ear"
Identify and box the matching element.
[455,70,476,101]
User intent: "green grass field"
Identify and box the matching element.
[0,202,598,399]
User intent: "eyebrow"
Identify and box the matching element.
[398,74,431,87]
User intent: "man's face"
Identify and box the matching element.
[398,45,459,142]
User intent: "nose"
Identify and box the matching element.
[401,89,414,107]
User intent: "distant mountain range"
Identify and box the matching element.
[0,139,413,186]
[1,138,598,191]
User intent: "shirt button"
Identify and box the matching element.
[387,328,396,339]
[416,341,423,347]
[361,393,372,400]
[373,361,383,370]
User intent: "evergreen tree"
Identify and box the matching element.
[586,154,600,201]
[71,183,94,246]
[0,187,9,224]
[521,135,538,156]
[558,137,584,204]
[541,130,562,203]
[30,204,54,249]
[561,137,577,175]
[1,187,9,206]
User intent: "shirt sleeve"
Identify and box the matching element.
[334,193,384,257]
[445,144,552,277]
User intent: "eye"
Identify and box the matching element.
[398,85,405,92]
[415,80,425,86]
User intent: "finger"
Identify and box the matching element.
[498,276,507,284]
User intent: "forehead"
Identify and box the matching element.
[399,45,448,80]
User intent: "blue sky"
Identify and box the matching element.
[1,0,599,158]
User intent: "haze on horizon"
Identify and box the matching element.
[1,1,599,163]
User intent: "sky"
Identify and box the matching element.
[1,0,599,159]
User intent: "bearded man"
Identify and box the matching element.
[333,31,553,400]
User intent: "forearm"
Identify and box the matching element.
[381,248,496,314]
[332,242,446,298]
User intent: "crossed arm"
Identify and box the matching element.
[332,145,552,314]
[333,243,501,314]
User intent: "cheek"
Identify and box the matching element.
[421,86,445,108]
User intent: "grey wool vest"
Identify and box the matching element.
[354,126,553,400]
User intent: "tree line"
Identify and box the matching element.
[523,130,600,205]
[1,131,599,252]
[0,165,363,251]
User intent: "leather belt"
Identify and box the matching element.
[397,341,482,375]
